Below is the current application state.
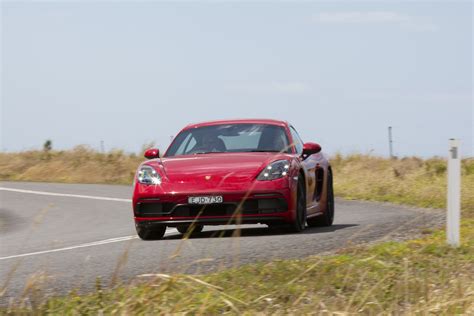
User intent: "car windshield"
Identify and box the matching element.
[165,124,291,157]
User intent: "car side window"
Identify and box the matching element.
[174,132,196,155]
[290,126,304,154]
[183,137,197,154]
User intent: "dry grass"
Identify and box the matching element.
[0,146,142,185]
[332,154,474,216]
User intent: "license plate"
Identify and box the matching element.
[188,196,223,204]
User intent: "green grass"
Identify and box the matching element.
[1,149,473,314]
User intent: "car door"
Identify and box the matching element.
[290,126,316,214]
[289,126,323,215]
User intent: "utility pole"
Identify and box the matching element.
[100,140,105,153]
[388,126,394,158]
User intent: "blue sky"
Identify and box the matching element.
[1,1,472,157]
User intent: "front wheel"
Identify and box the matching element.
[285,177,307,233]
[136,223,166,240]
[307,169,335,227]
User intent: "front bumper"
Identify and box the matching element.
[133,184,295,226]
[135,216,288,229]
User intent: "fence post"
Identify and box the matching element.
[447,139,461,247]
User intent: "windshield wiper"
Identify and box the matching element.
[192,151,226,155]
[247,150,281,153]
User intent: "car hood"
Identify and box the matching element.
[151,153,289,186]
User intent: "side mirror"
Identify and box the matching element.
[144,148,160,159]
[303,142,321,156]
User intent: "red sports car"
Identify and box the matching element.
[133,119,334,240]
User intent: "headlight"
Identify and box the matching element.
[257,160,290,181]
[137,165,162,185]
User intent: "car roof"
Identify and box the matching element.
[184,119,288,129]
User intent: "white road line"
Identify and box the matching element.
[0,187,131,203]
[0,229,178,261]
[0,187,178,260]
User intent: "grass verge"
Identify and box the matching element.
[5,220,474,314]
[0,146,142,185]
[331,154,474,216]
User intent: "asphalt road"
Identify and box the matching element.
[0,181,444,303]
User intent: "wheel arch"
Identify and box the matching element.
[327,164,333,192]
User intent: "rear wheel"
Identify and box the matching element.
[136,224,166,240]
[307,169,335,227]
[177,224,204,235]
[284,177,307,233]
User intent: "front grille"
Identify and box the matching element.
[173,204,236,217]
[136,198,287,217]
[137,203,175,216]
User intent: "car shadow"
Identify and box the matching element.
[163,224,359,240]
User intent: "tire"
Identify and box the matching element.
[285,177,307,233]
[176,224,204,235]
[136,223,166,240]
[307,169,335,227]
